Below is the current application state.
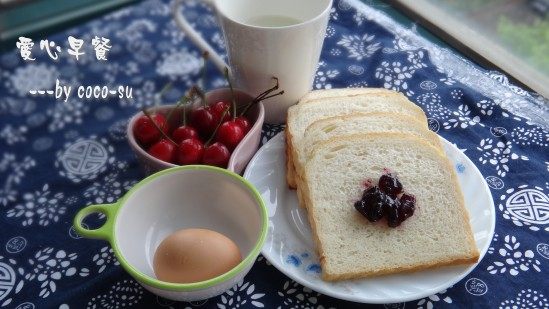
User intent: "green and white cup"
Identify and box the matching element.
[74,165,268,301]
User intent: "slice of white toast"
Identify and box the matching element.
[301,133,479,281]
[286,90,427,189]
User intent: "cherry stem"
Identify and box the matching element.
[240,90,284,116]
[255,77,279,102]
[182,97,187,127]
[224,67,237,120]
[205,107,230,146]
[142,108,177,146]
[192,86,207,107]
[155,82,173,106]
[260,90,285,101]
[239,77,282,116]
[239,77,279,116]
[200,51,209,91]
[165,95,189,126]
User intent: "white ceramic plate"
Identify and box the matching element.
[243,132,495,304]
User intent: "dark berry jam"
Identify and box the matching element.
[363,187,385,222]
[378,173,403,198]
[354,172,416,227]
[398,193,416,220]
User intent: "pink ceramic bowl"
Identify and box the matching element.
[127,88,265,175]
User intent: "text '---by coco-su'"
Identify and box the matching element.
[28,79,133,102]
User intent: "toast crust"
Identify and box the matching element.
[286,106,299,189]
[322,255,479,281]
[303,133,479,281]
[285,127,297,189]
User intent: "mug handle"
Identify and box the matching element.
[172,0,228,73]
[73,203,120,241]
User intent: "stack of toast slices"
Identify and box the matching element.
[285,88,479,281]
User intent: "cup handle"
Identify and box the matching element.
[172,0,228,73]
[73,203,120,241]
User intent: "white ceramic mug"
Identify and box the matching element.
[173,0,333,124]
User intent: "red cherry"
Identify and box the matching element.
[134,113,167,145]
[210,101,231,123]
[148,140,176,163]
[190,107,216,137]
[215,120,245,151]
[172,125,199,144]
[177,138,204,165]
[234,116,251,134]
[202,142,230,167]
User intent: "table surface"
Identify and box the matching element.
[0,0,548,308]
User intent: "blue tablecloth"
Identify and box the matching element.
[1,0,548,308]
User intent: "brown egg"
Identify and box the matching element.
[153,228,242,283]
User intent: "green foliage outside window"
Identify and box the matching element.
[438,0,506,13]
[497,16,549,74]
[436,0,549,75]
